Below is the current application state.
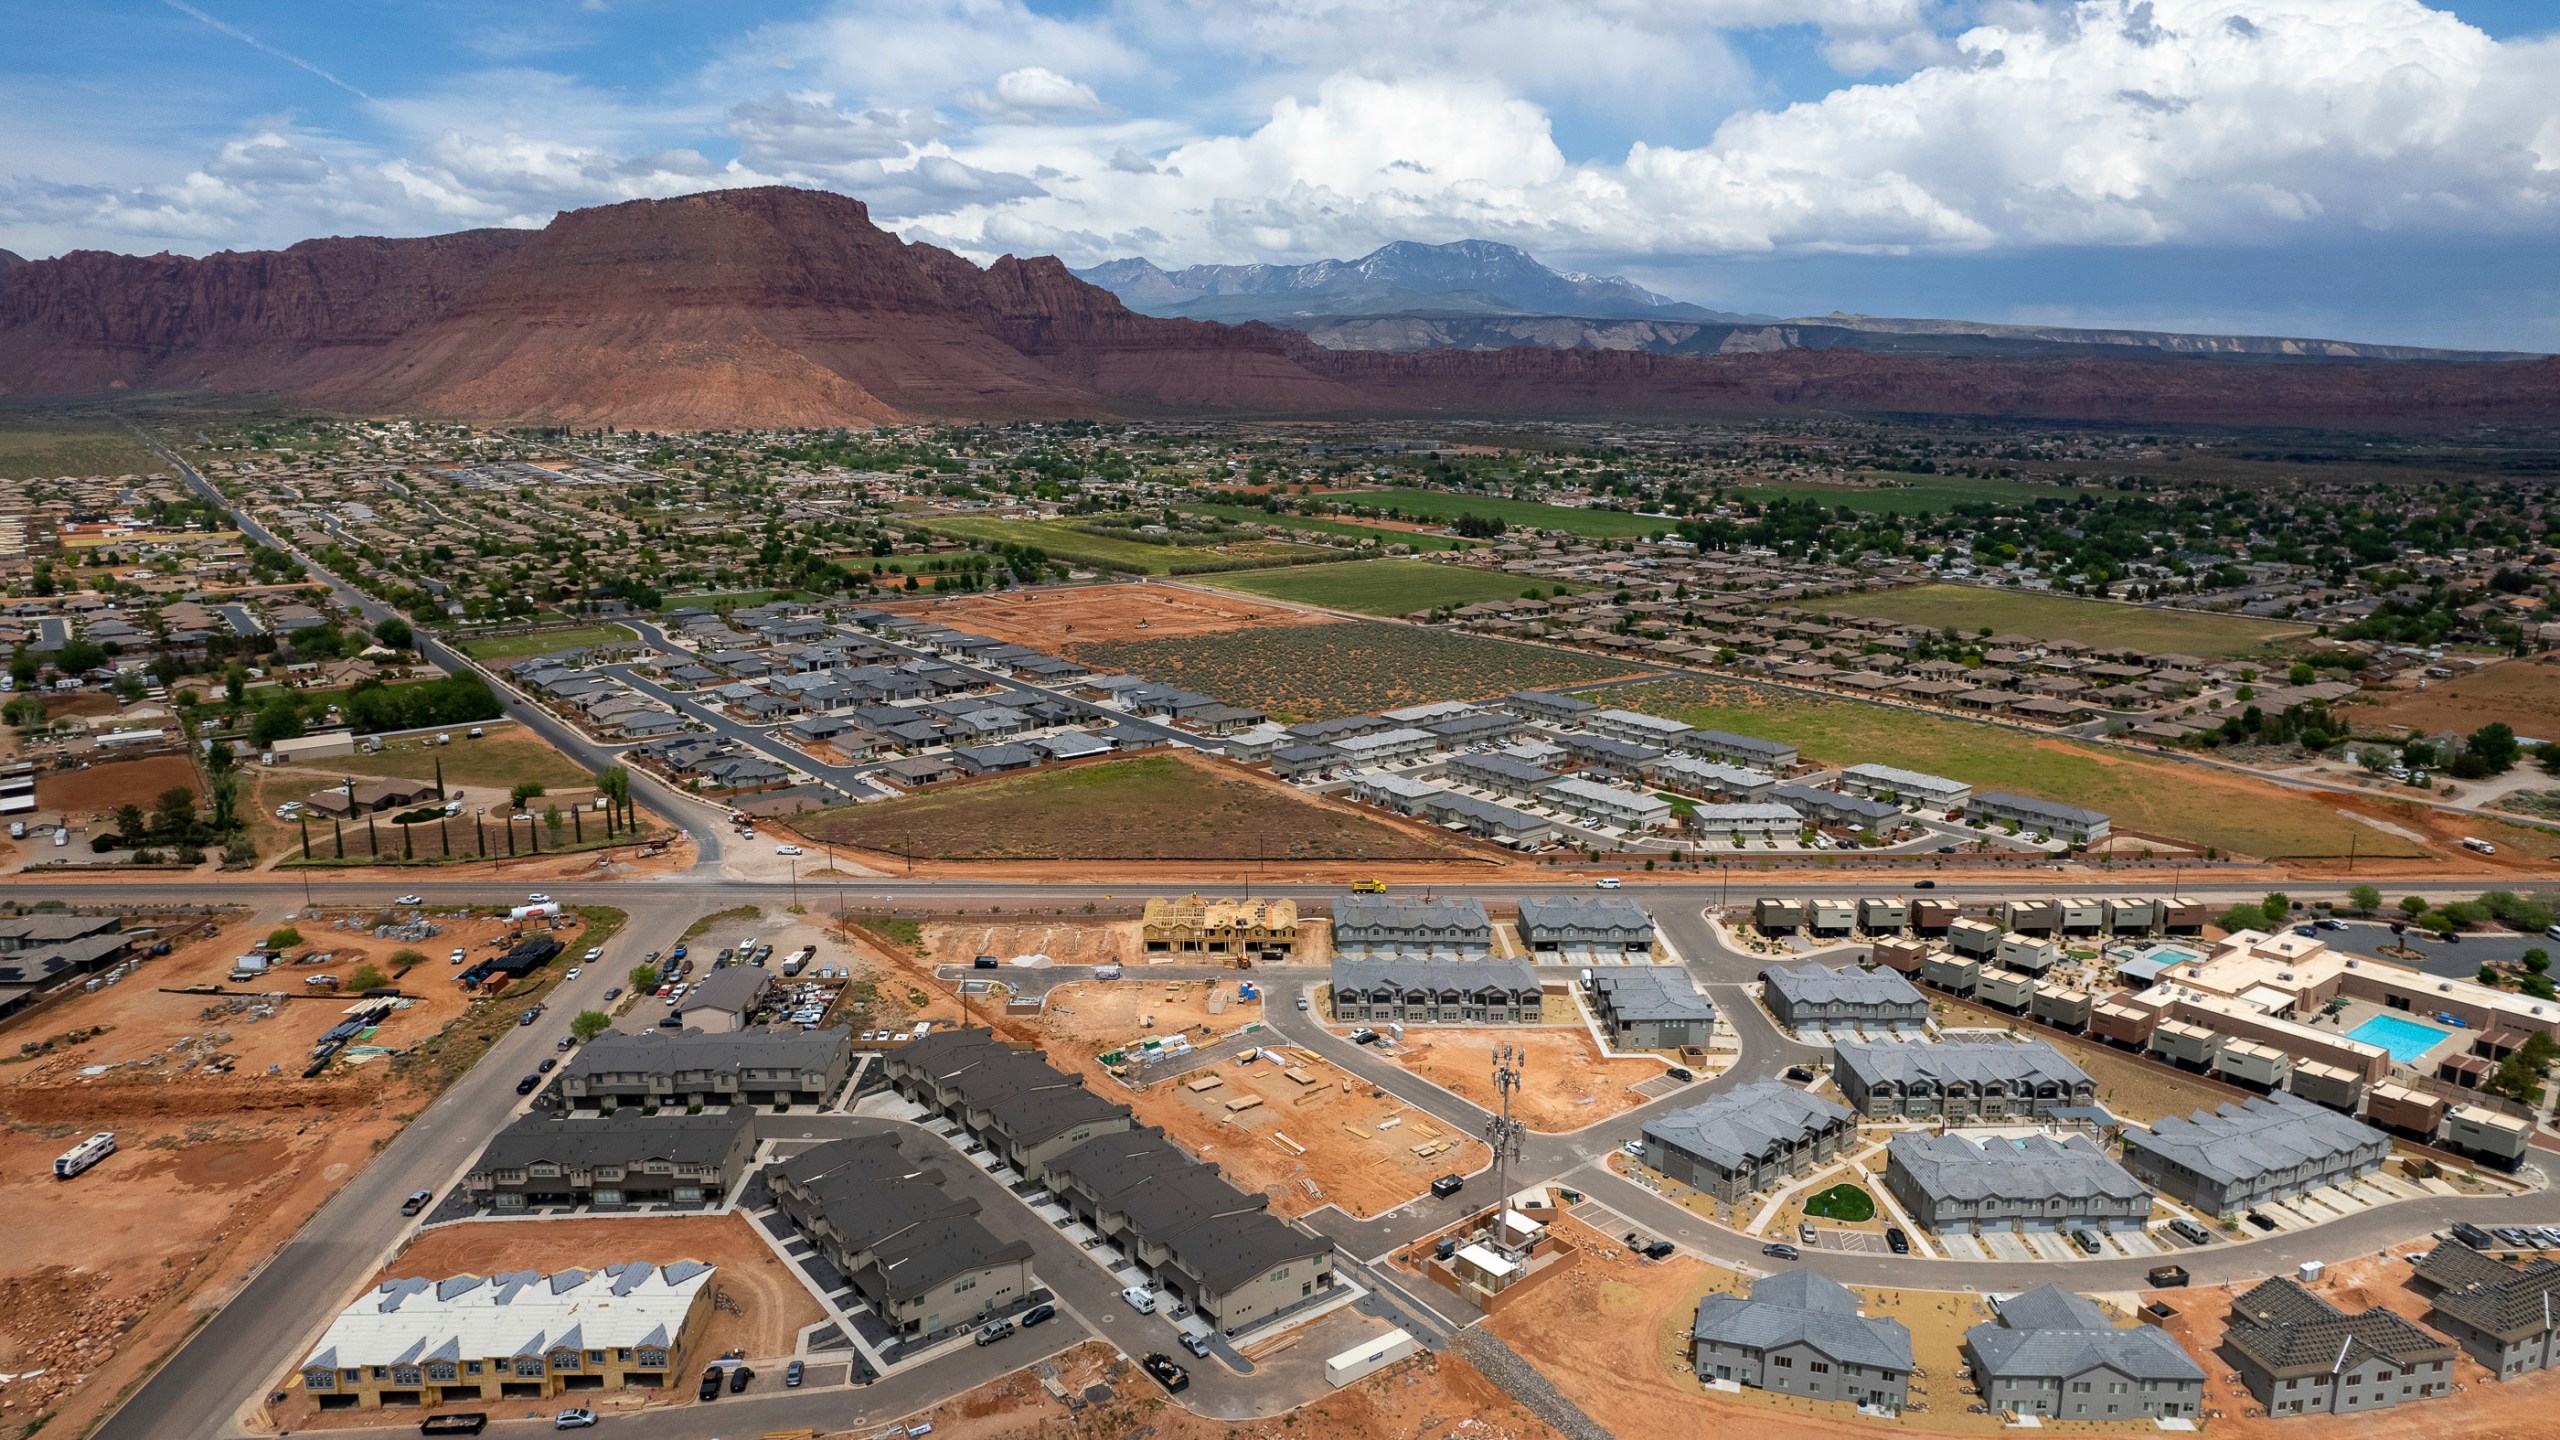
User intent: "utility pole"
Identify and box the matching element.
[1484,1042,1526,1218]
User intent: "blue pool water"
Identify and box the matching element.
[2136,945,2203,967]
[2349,1013,2453,1064]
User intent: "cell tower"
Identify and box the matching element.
[1484,1041,1526,1215]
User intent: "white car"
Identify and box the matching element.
[553,1410,597,1431]
[775,844,803,856]
[525,893,551,904]
[564,967,583,980]
[394,893,423,906]
[582,947,604,962]
[449,948,467,964]
[1594,877,1623,889]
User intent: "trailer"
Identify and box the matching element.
[54,1132,116,1179]
[1323,1328,1418,1387]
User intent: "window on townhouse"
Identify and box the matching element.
[1808,1362,1831,1374]
[1773,1356,1793,1368]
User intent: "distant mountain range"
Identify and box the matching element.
[1,187,2552,429]
[1077,239,2533,363]
[1075,240,1756,324]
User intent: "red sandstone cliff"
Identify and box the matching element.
[0,186,2551,429]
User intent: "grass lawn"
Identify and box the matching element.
[1802,1184,1876,1222]
[326,726,598,793]
[794,753,1474,861]
[1329,489,1677,539]
[1066,621,1647,721]
[456,623,638,662]
[655,590,822,612]
[1736,474,2084,515]
[0,421,165,481]
[1175,502,1472,551]
[1599,676,2427,859]
[1810,583,2310,659]
[1197,558,1569,616]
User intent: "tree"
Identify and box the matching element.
[2399,895,2428,918]
[2525,948,2552,976]
[389,948,427,969]
[543,803,564,841]
[2488,1031,2560,1106]
[2347,883,2382,916]
[2465,722,2522,775]
[113,803,150,844]
[265,926,304,950]
[154,785,197,839]
[371,615,414,651]
[510,780,545,811]
[571,1010,613,1042]
[2289,662,2316,685]
[2218,903,2267,934]
[1,696,41,728]
[250,695,304,746]
[627,963,658,992]
[345,964,390,992]
[2260,892,2291,927]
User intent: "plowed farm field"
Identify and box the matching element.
[1066,621,1653,721]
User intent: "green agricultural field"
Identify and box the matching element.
[457,623,639,661]
[922,515,1335,575]
[1328,489,1678,539]
[1810,583,2310,659]
[1175,502,1472,551]
[1197,559,1570,616]
[1597,676,2427,860]
[0,422,165,481]
[1736,474,2082,515]
[1066,621,1649,722]
[795,753,1473,861]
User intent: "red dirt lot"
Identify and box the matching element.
[878,582,1332,646]
[1388,1027,1669,1131]
[34,752,201,820]
[0,908,594,1439]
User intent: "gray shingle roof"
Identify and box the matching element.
[1965,1285,2206,1384]
[1835,1037,2090,1093]
[1644,1080,1852,1172]
[1330,957,1540,996]
[2123,1092,2388,1188]
[2415,1244,2560,1341]
[1692,1270,1912,1371]
[1587,966,1715,1023]
[2225,1278,2455,1375]
[472,1107,754,1176]
[1888,1132,2148,1206]
[1761,962,1926,1009]
[1517,895,1655,936]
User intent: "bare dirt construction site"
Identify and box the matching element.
[1386,1027,1670,1131]
[255,1213,823,1433]
[1033,982,1488,1220]
[922,916,1143,970]
[0,908,591,1439]
[34,752,201,820]
[2351,654,2560,738]
[877,1338,1562,1440]
[877,582,1331,647]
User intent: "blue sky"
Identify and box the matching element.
[5,0,2558,349]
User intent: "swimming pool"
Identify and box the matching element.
[2135,945,2203,967]
[2349,1013,2453,1065]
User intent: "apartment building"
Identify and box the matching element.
[768,1134,1037,1341]
[1517,895,1655,955]
[1584,967,1717,1049]
[1884,1132,2151,1235]
[1331,895,1493,956]
[2223,1278,2455,1418]
[2412,1243,2560,1378]
[882,1029,1133,1175]
[1641,1080,1856,1203]
[1967,791,2112,844]
[558,1027,852,1112]
[2120,1092,2391,1215]
[1759,963,1930,1033]
[1691,1271,1912,1413]
[298,1263,716,1409]
[1142,895,1300,961]
[1965,1286,2205,1421]
[464,1108,758,1210]
[1835,1039,2096,1122]
[1330,958,1543,1025]
[1837,763,1972,811]
[1538,776,1675,830]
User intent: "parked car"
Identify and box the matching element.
[1784,1066,1815,1083]
[2317,918,2348,931]
[515,1074,542,1096]
[602,987,621,1002]
[2245,1211,2279,1231]
[557,1035,577,1051]
[1761,1242,1799,1260]
[1797,1222,1818,1246]
[450,948,467,964]
[1121,1286,1158,1314]
[537,1058,557,1073]
[1665,1066,1694,1083]
[1021,1302,1057,1327]
[1885,1227,1910,1255]
[1350,1029,1382,1045]
[401,1189,434,1215]
[1140,1353,1189,1393]
[395,894,424,906]
[517,1010,540,1027]
[1639,1239,1676,1260]
[2169,1218,2213,1245]
[670,945,688,960]
[552,1411,597,1431]
[776,844,803,856]
[1182,1331,1213,1357]
[2070,1228,2103,1255]
[728,1365,753,1393]
[975,1320,1015,1347]
[1912,879,1937,888]
[786,1359,805,1388]
[1430,1174,1465,1198]
[698,1369,723,1402]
